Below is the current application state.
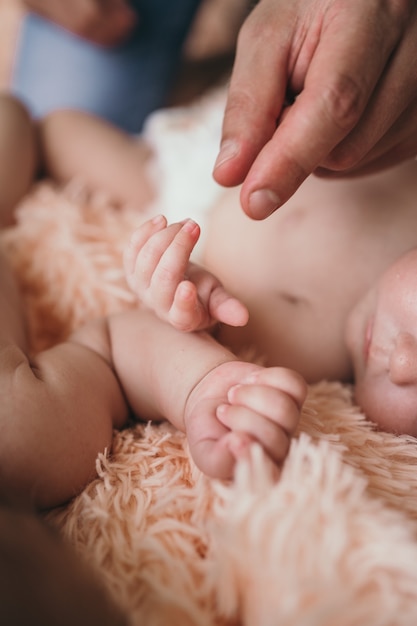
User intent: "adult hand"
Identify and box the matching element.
[213,0,417,219]
[21,0,137,46]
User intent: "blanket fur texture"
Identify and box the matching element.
[3,179,417,626]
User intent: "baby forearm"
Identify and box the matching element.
[107,309,236,431]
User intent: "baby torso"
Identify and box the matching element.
[203,160,417,383]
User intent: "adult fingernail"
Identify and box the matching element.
[248,189,280,219]
[213,140,239,170]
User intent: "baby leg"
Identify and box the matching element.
[0,252,128,510]
[39,109,156,208]
[0,93,37,226]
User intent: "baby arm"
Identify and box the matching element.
[124,215,249,331]
[40,109,155,209]
[105,309,307,479]
[121,218,306,475]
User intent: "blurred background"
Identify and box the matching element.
[0,0,251,103]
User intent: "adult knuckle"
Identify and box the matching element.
[224,88,277,142]
[321,73,365,133]
[240,0,280,44]
[323,140,365,171]
[73,2,101,33]
[236,9,264,48]
[386,0,414,23]
[225,88,257,122]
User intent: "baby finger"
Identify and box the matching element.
[124,215,167,289]
[227,383,302,436]
[168,281,206,331]
[242,367,308,410]
[134,221,185,300]
[216,404,291,464]
[149,220,200,311]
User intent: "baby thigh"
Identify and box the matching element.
[0,316,127,510]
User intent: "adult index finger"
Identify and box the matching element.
[213,0,291,188]
[239,1,402,218]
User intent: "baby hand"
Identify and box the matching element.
[124,215,249,331]
[184,361,307,479]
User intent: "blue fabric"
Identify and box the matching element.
[11,0,202,132]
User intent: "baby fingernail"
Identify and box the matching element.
[216,404,228,419]
[178,281,193,300]
[214,140,239,170]
[248,189,280,219]
[181,219,198,233]
[227,384,241,402]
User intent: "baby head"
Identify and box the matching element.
[346,248,417,437]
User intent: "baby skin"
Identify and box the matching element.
[0,93,306,509]
[3,93,417,510]
[1,249,306,509]
[126,199,417,446]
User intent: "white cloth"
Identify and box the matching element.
[142,87,227,259]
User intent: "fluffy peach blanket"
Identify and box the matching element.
[3,178,417,625]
